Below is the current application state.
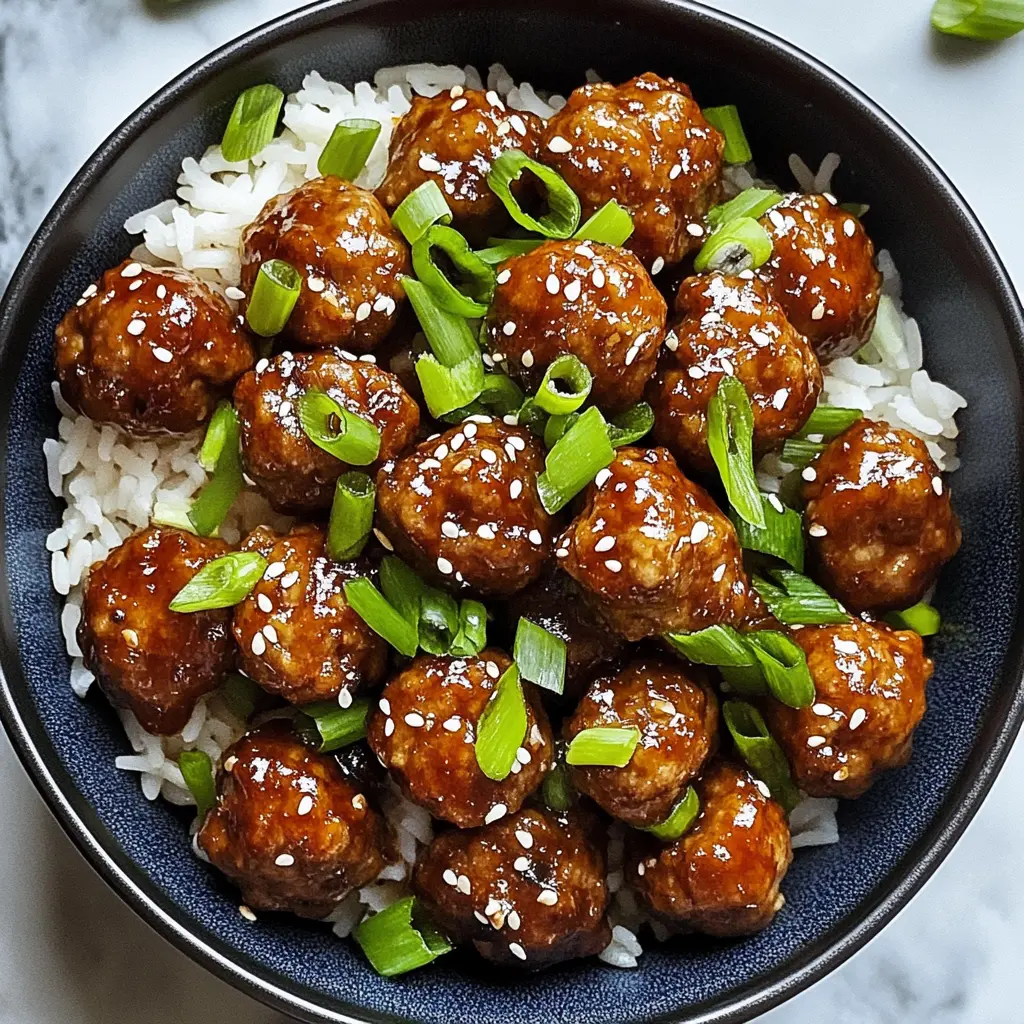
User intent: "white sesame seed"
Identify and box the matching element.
[594,536,615,552]
[833,769,848,781]
[451,98,468,112]
[224,285,245,301]
[564,278,582,302]
[121,262,142,278]
[497,121,512,136]
[544,273,561,295]
[440,521,460,539]
[528,529,543,545]
[513,856,530,871]
[485,89,503,109]
[250,632,266,656]
[502,321,517,336]
[651,257,665,275]
[505,442,517,461]
[265,561,286,580]
[484,804,507,824]
[280,570,300,589]
[537,889,558,905]
[516,747,531,765]
[384,718,395,737]
[686,223,704,237]
[239,905,257,922]
[637,863,645,876]
[486,661,501,679]
[508,435,526,451]
[485,899,501,916]
[811,299,826,321]
[754,779,772,798]
[477,524,496,540]
[595,468,612,488]
[405,712,425,728]
[510,480,523,500]
[156,284,167,299]
[450,84,464,98]
[297,795,314,816]
[83,283,98,298]
[511,114,527,136]
[824,192,837,205]
[932,476,944,496]
[128,279,143,291]
[443,869,459,886]
[464,422,478,438]
[767,493,785,514]
[127,319,145,336]
[605,559,622,572]
[257,593,273,613]
[515,830,534,850]
[813,703,834,716]
[481,448,497,464]
[712,563,726,582]
[687,366,705,379]
[275,853,295,866]
[802,467,817,482]
[355,301,372,322]
[690,521,710,544]
[457,874,472,894]
[262,624,278,644]
[509,942,527,960]
[338,687,353,709]
[624,345,639,367]
[443,716,462,731]
[849,708,867,730]
[844,219,856,237]
[592,267,606,288]
[521,350,535,369]
[372,529,394,552]
[223,755,238,773]
[809,524,828,538]
[453,458,473,474]
[547,136,572,154]
[807,735,827,748]
[496,269,511,285]
[507,909,522,930]
[307,276,325,293]
[278,400,293,418]
[437,557,454,575]
[556,548,569,558]
[255,358,269,373]
[418,154,442,172]
[669,164,682,180]
[152,346,174,363]
[451,432,465,450]
[378,697,391,715]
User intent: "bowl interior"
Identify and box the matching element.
[2,2,1023,1023]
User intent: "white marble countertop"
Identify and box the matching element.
[1,0,1022,1021]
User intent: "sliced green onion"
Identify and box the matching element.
[152,499,199,534]
[479,373,525,415]
[708,188,782,230]
[534,354,593,415]
[542,761,575,811]
[544,411,579,450]
[573,200,634,246]
[536,406,615,514]
[327,471,375,561]
[220,83,284,163]
[607,402,655,448]
[297,387,381,465]
[885,601,942,636]
[723,700,801,812]
[644,785,700,841]
[797,405,862,441]
[782,437,826,468]
[317,118,382,180]
[219,673,264,721]
[515,396,549,436]
[343,577,419,657]
[296,699,370,752]
[707,376,765,529]
[702,105,752,164]
[246,258,302,337]
[391,181,453,245]
[401,277,480,366]
[198,401,235,472]
[475,238,545,264]
[416,353,486,418]
[412,225,496,318]
[747,630,815,708]
[566,726,640,768]
[169,551,266,613]
[487,149,581,239]
[179,750,216,819]
[753,568,849,626]
[378,556,424,627]
[354,896,452,977]
[449,599,488,657]
[189,405,243,537]
[840,201,871,218]
[475,664,528,781]
[664,624,765,696]
[731,495,804,572]
[694,216,773,273]
[931,0,1024,38]
[418,585,460,655]
[514,617,566,695]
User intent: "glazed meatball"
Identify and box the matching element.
[77,526,234,735]
[802,419,961,611]
[564,659,718,828]
[55,260,253,436]
[647,272,821,471]
[233,349,420,515]
[377,89,544,243]
[757,193,882,359]
[629,760,792,937]
[375,419,555,597]
[485,240,667,413]
[540,73,724,268]
[763,618,932,798]
[198,722,395,918]
[413,806,610,968]
[240,177,409,352]
[232,525,387,705]
[366,650,554,828]
[556,447,749,640]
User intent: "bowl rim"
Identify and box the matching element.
[1,0,1023,1021]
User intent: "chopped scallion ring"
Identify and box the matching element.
[707,188,783,231]
[188,404,243,536]
[246,258,302,337]
[607,402,654,447]
[416,353,486,418]
[931,0,1024,38]
[731,495,805,572]
[566,726,641,768]
[343,577,420,657]
[487,149,581,239]
[885,601,942,636]
[796,405,861,441]
[219,673,265,722]
[478,373,525,415]
[515,396,549,436]
[317,118,382,180]
[391,181,453,244]
[746,630,816,708]
[198,401,235,472]
[378,556,424,628]
[327,471,375,561]
[475,664,528,781]
[573,200,634,246]
[707,376,765,529]
[169,551,267,612]
[644,785,700,841]
[702,105,752,164]
[536,406,615,514]
[541,762,575,812]
[543,411,578,450]
[514,617,567,695]
[723,700,801,812]
[401,277,481,365]
[694,216,773,273]
[412,225,496,318]
[417,585,460,655]
[296,699,370,752]
[782,437,826,468]
[475,238,545,264]
[449,599,488,657]
[534,354,593,415]
[220,83,285,163]
[297,387,381,465]
[178,750,216,819]
[665,624,765,696]
[753,568,849,626]
[354,897,452,977]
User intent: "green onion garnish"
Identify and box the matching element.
[391,181,453,245]
[514,617,567,695]
[412,225,496,318]
[515,396,549,436]
[694,216,773,273]
[747,630,815,708]
[246,258,302,337]
[707,376,765,529]
[487,149,582,239]
[479,373,526,415]
[416,353,486,419]
[378,556,424,627]
[189,404,244,537]
[707,188,783,231]
[296,699,370,752]
[643,785,700,841]
[198,400,235,472]
[607,402,655,447]
[533,354,593,416]
[730,495,804,572]
[327,471,375,561]
[417,586,460,655]
[931,0,1024,37]
[449,599,488,657]
[543,411,578,449]
[297,387,381,466]
[475,238,545,264]
[401,276,481,364]
[796,405,862,441]
[169,551,267,612]
[753,568,849,627]
[782,437,826,468]
[885,601,942,636]
[702,105,752,164]
[353,897,452,977]
[542,761,575,812]
[343,577,420,657]
[840,201,871,218]
[665,624,766,696]
[219,673,264,721]
[573,200,634,246]
[722,700,801,813]
[566,726,641,768]
[178,749,216,819]
[475,664,528,782]
[220,83,285,163]
[536,406,615,514]
[317,118,382,180]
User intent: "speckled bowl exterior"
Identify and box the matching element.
[1,1,1022,1022]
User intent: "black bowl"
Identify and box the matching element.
[2,1,1023,1021]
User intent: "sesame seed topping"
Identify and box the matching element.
[849,708,867,730]
[152,347,173,363]
[453,458,473,474]
[278,401,293,418]
[484,803,507,824]
[513,856,530,871]
[225,285,245,301]
[688,366,705,379]
[516,747,531,764]
[544,273,561,296]
[451,98,468,111]
[262,624,278,644]
[604,559,622,572]
[813,703,834,716]
[690,521,710,544]
[486,661,501,679]
[307,276,325,292]
[651,257,665,275]
[537,889,558,905]
[669,164,682,179]
[574,244,595,259]
[509,942,527,960]
[255,358,269,373]
[802,467,817,481]
[502,321,517,336]
[441,521,460,539]
[275,853,295,866]
[508,435,526,451]
[257,593,273,613]
[497,269,511,285]
[129,279,143,291]
[511,114,527,136]
[121,628,140,648]
[280,570,300,588]
[809,524,828,538]
[516,830,534,849]
[767,493,785,514]
[592,267,606,288]
[464,421,479,438]
[378,697,391,715]
[556,547,569,558]
[443,716,462,731]
[824,192,837,205]
[418,154,442,172]
[404,712,426,728]
[83,283,98,298]
[637,863,645,876]
[121,262,143,278]
[833,768,849,781]
[485,89,503,109]
[451,432,465,451]
[432,444,449,460]
[352,793,366,810]
[844,219,856,237]
[297,795,314,816]
[547,136,572,154]
[457,874,472,894]
[595,536,615,552]
[497,121,511,136]
[507,910,522,930]
[477,524,496,540]
[624,344,640,367]
[932,476,943,496]
[481,448,497,464]
[251,632,266,656]
[595,468,612,487]
[528,529,543,545]
[437,557,454,575]
[686,223,704,237]
[450,84,464,98]
[443,869,458,886]
[564,278,582,302]
[807,735,827,748]
[355,301,372,322]
[372,529,394,552]
[754,780,772,799]
[339,688,353,709]
[265,561,286,579]
[510,480,523,500]
[239,905,257,921]
[384,718,395,737]
[521,349,534,368]
[811,299,826,321]
[127,319,145,336]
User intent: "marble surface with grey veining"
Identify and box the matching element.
[1,1,1022,1021]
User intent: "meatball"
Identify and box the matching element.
[763,618,931,798]
[55,260,253,436]
[802,419,961,611]
[375,419,555,597]
[77,526,234,735]
[232,525,387,706]
[647,272,821,471]
[377,89,544,243]
[366,650,554,828]
[233,349,420,515]
[413,806,610,968]
[757,193,882,359]
[629,760,792,937]
[240,177,409,352]
[556,447,749,640]
[485,240,667,413]
[198,722,395,918]
[540,73,724,268]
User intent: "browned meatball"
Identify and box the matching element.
[757,193,882,359]
[233,349,420,515]
[647,272,822,471]
[375,419,555,597]
[77,526,234,735]
[540,73,724,269]
[232,525,387,706]
[802,419,961,612]
[377,89,544,243]
[628,760,792,937]
[55,260,253,436]
[485,240,667,413]
[366,650,554,828]
[198,722,395,918]
[413,806,610,968]
[763,618,931,798]
[556,447,749,640]
[240,177,409,352]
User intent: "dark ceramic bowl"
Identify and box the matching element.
[2,1,1023,1021]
